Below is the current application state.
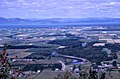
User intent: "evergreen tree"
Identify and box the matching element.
[112,61,117,67]
[72,65,76,71]
[78,64,81,70]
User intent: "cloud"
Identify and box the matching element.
[108,1,120,5]
[0,0,120,18]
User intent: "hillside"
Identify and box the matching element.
[0,17,120,27]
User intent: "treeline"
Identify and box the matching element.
[57,46,108,62]
[48,39,84,47]
[23,64,62,72]
[0,45,50,49]
[104,43,120,52]
[48,39,119,62]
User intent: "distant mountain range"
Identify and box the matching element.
[0,17,120,27]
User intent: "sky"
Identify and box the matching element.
[0,0,120,19]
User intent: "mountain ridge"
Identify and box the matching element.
[0,17,120,26]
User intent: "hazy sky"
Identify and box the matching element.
[0,0,120,19]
